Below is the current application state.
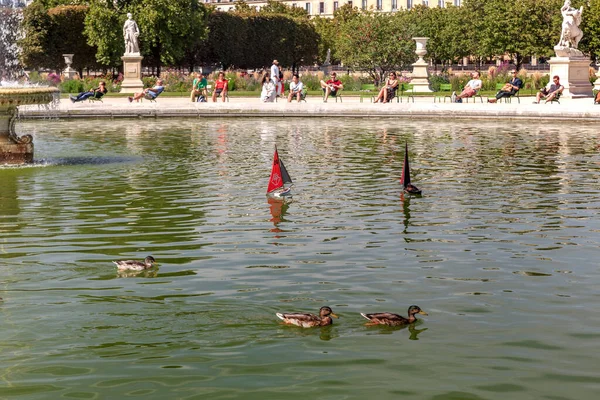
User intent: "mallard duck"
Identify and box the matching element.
[113,256,156,271]
[276,306,338,328]
[361,305,428,326]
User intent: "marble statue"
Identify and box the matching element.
[123,13,140,55]
[324,48,331,66]
[557,0,583,49]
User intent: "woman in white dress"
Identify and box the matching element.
[261,72,276,103]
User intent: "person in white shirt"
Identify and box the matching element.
[261,72,276,102]
[287,74,304,102]
[270,60,280,95]
[453,72,482,103]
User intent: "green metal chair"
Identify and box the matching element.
[400,83,415,103]
[434,83,452,103]
[360,84,375,103]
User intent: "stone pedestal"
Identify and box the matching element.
[0,112,33,164]
[0,87,59,165]
[0,135,33,164]
[120,55,144,93]
[411,37,433,93]
[548,55,593,98]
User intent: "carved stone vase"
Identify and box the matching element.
[0,87,60,164]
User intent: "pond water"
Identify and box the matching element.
[1,118,599,399]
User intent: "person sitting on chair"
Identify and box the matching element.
[489,70,522,103]
[287,74,304,102]
[70,81,107,103]
[374,72,399,103]
[320,72,343,102]
[190,72,208,102]
[128,79,164,102]
[212,72,228,102]
[453,72,482,103]
[533,75,563,104]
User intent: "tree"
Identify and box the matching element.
[336,11,415,82]
[84,0,122,67]
[86,0,209,74]
[18,1,53,70]
[19,2,98,73]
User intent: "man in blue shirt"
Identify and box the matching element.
[128,79,164,102]
[489,70,522,103]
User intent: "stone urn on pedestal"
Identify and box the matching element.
[411,37,433,93]
[0,87,60,165]
[62,54,76,79]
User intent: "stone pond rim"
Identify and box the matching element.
[0,86,60,165]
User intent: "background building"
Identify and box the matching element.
[206,0,462,17]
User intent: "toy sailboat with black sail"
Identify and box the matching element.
[267,145,293,197]
[401,142,421,195]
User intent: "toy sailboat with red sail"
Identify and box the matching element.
[401,142,421,195]
[267,145,293,197]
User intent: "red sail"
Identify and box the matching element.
[400,142,411,188]
[267,146,284,193]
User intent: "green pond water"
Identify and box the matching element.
[1,118,599,399]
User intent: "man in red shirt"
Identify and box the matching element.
[319,72,343,103]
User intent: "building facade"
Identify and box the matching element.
[206,0,462,18]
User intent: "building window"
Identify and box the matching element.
[438,0,444,7]
[422,0,428,5]
[319,1,324,13]
[407,0,412,8]
[292,2,297,7]
[454,0,460,5]
[348,0,352,7]
[392,0,397,10]
[376,0,382,10]
[305,2,311,13]
[334,1,338,11]
[361,0,366,10]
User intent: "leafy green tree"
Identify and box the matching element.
[19,3,98,73]
[335,11,414,82]
[576,0,600,59]
[84,0,122,67]
[260,0,309,19]
[48,6,99,74]
[86,0,209,74]
[18,1,53,70]
[465,0,562,70]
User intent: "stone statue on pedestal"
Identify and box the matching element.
[555,0,583,56]
[123,13,140,55]
[549,0,591,97]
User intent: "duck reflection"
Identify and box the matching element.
[366,323,428,340]
[268,197,291,234]
[116,268,159,278]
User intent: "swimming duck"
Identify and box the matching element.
[113,256,156,271]
[361,305,428,326]
[276,306,338,327]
